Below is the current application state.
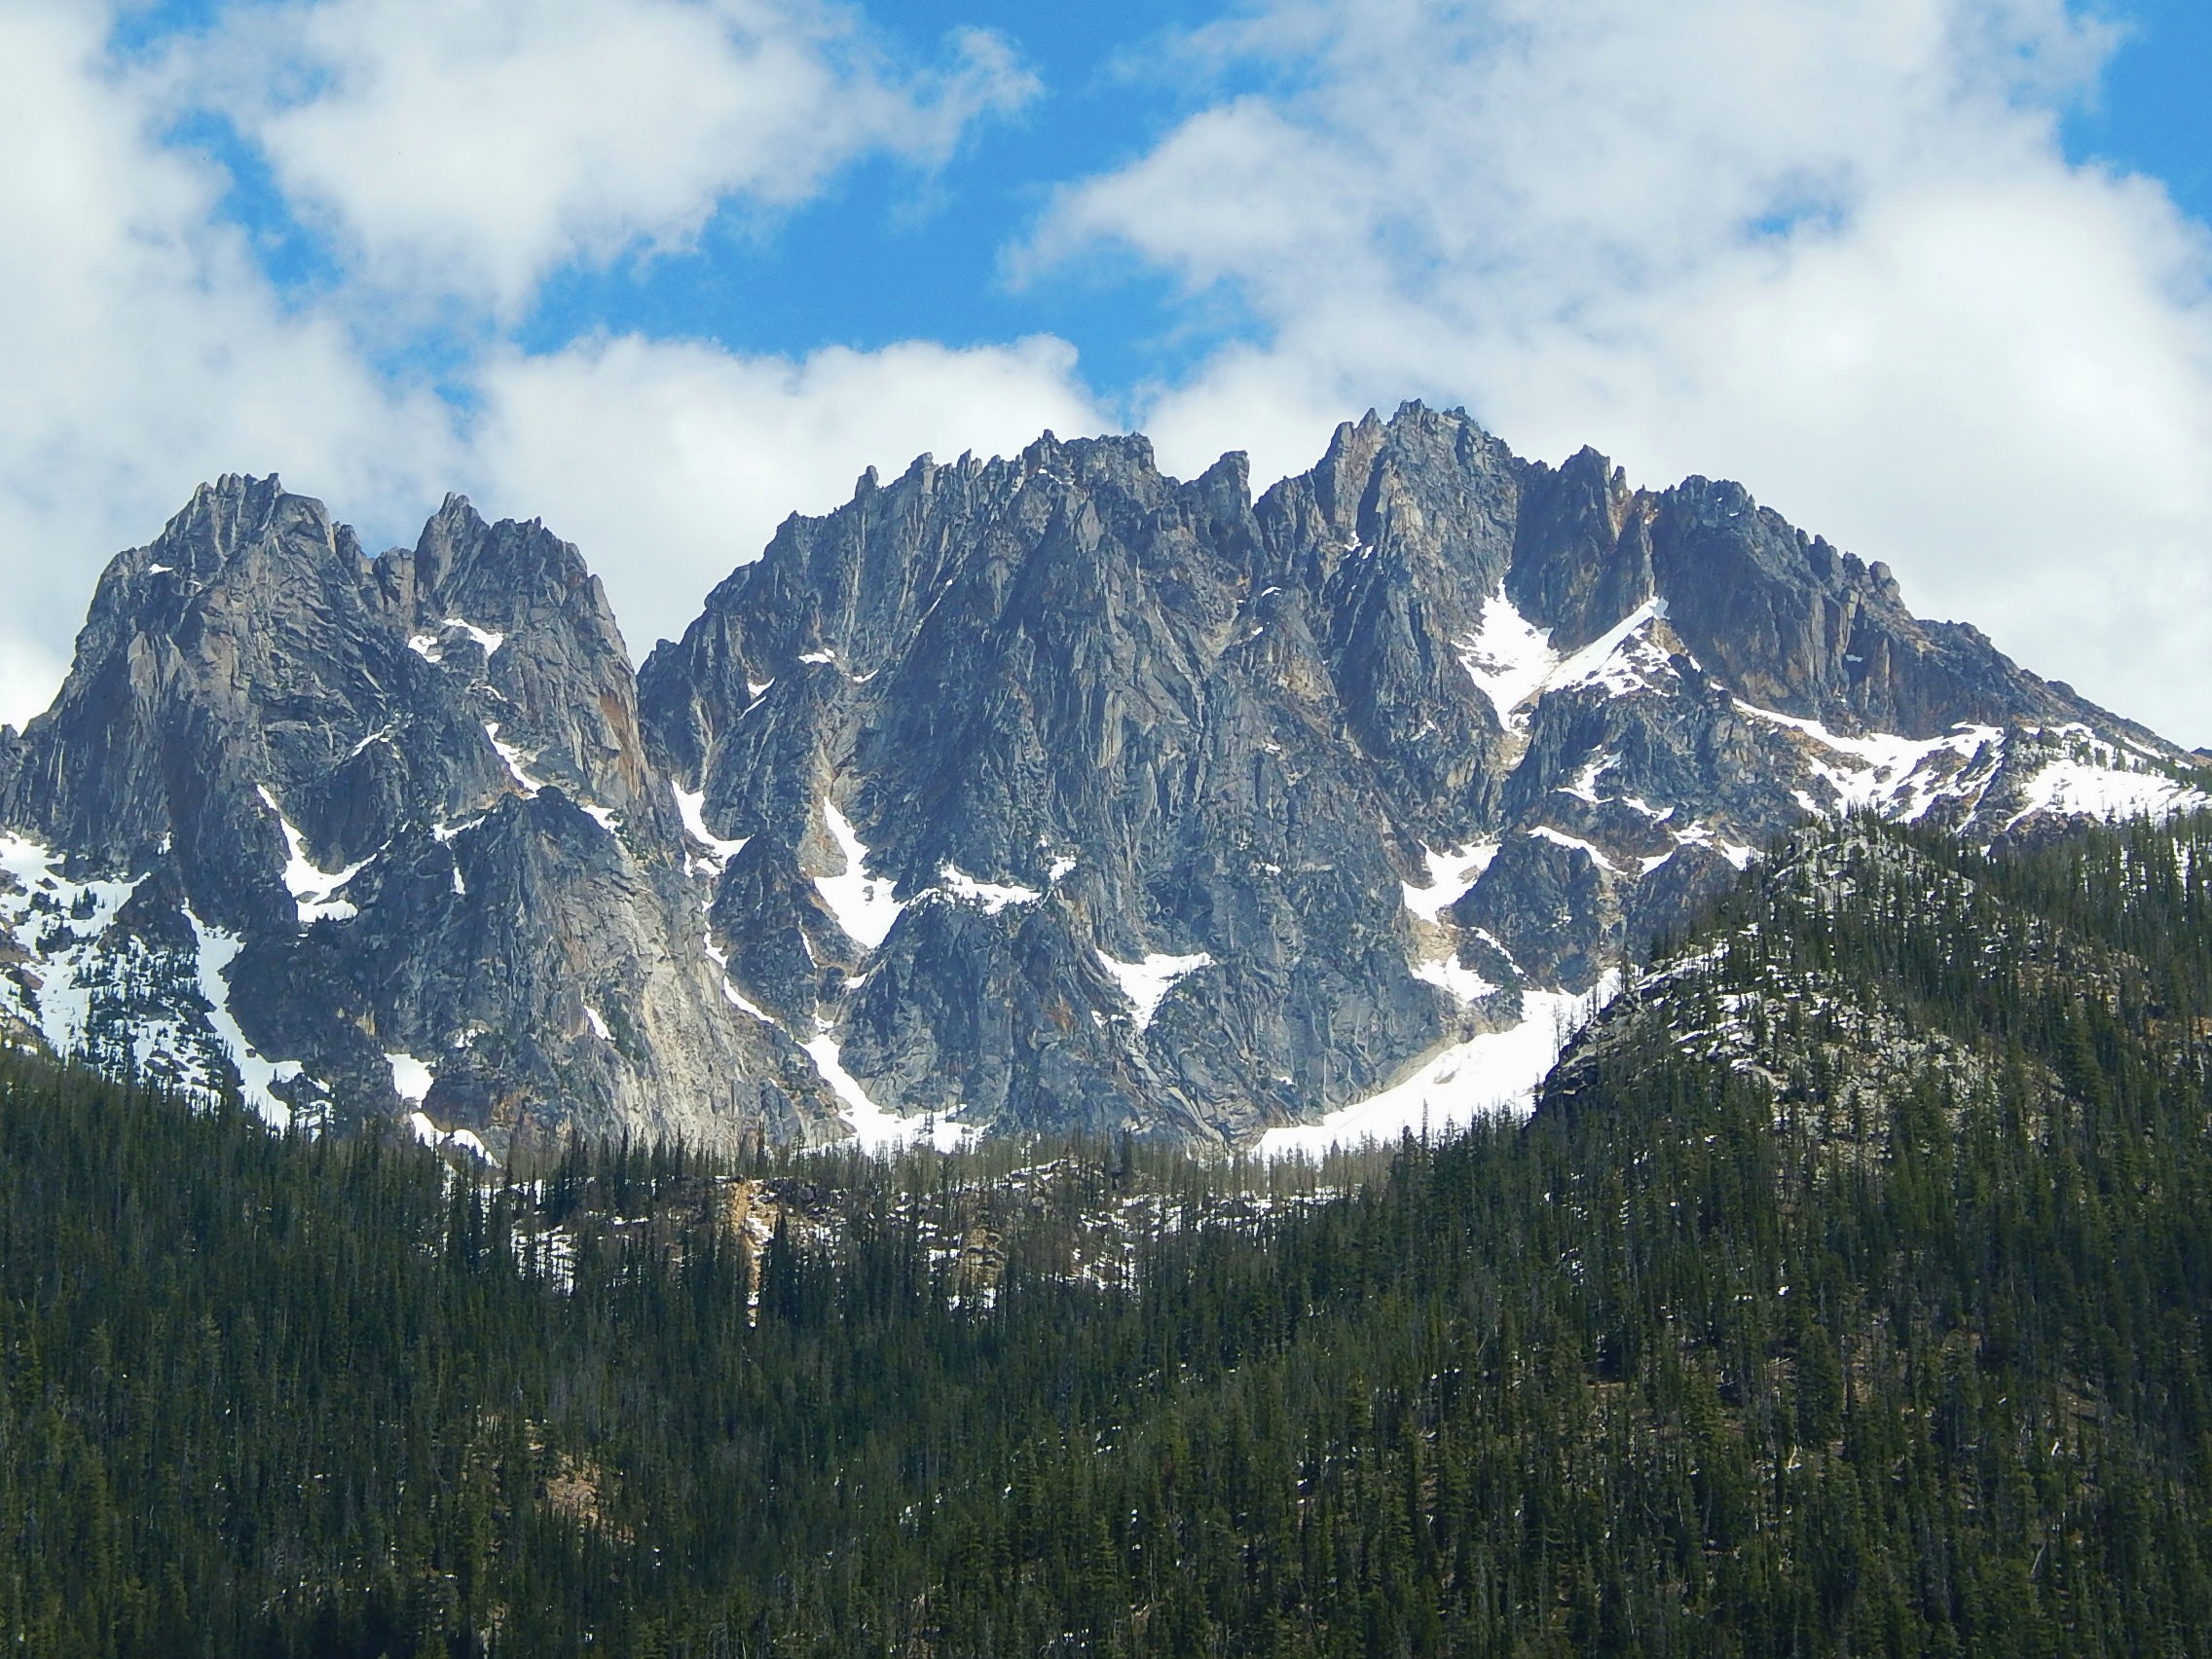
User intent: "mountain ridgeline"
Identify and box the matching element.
[1,405,2202,1153]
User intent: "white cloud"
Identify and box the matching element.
[0,0,460,726]
[462,332,1102,652]
[1032,0,2212,745]
[0,0,1066,730]
[16,0,2207,762]
[169,0,1038,317]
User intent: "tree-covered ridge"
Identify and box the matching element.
[1556,810,2212,1153]
[4,812,2211,1654]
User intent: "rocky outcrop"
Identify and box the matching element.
[0,477,839,1157]
[636,403,2202,1144]
[4,407,2202,1151]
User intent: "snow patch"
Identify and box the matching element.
[1456,588,1671,727]
[1556,755,1614,803]
[0,835,136,944]
[1618,793,1675,823]
[1527,825,1620,872]
[721,977,776,1023]
[1549,599,1667,698]
[1734,703,2004,821]
[408,1111,493,1165]
[1401,841,1498,922]
[481,729,613,829]
[1098,949,1213,1031]
[802,1033,976,1154]
[484,723,544,796]
[1257,979,1617,1160]
[938,865,1043,913]
[1454,586,1556,728]
[1667,823,1760,870]
[185,909,292,1129]
[2004,758,2210,829]
[1412,954,1496,1008]
[700,926,779,1023]
[0,834,143,1058]
[814,801,905,950]
[441,617,504,655]
[386,1052,435,1104]
[256,786,372,924]
[409,618,504,664]
[348,723,397,758]
[673,784,749,867]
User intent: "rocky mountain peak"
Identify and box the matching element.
[637,402,2205,1147]
[4,409,2205,1155]
[1,481,842,1155]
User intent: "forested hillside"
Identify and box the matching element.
[5,812,2210,1656]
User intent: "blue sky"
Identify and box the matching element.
[141,0,2212,406]
[2,0,2210,743]
[124,0,1260,393]
[608,0,2193,392]
[2067,1,2210,221]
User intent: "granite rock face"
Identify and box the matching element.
[0,477,838,1157]
[3,405,2201,1150]
[635,404,2202,1143]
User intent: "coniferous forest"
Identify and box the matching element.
[4,813,2211,1656]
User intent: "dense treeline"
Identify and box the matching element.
[3,813,2210,1655]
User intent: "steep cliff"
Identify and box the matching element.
[2,406,2199,1151]
[0,478,838,1157]
[636,404,2201,1143]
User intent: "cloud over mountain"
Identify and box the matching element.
[1032,0,2212,742]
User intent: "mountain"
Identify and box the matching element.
[0,478,838,1157]
[2,404,2204,1153]
[635,402,2202,1144]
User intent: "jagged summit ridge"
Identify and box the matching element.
[0,474,839,1156]
[3,409,2204,1153]
[635,402,2204,1146]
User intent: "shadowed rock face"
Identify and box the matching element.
[1,404,2197,1150]
[0,477,838,1157]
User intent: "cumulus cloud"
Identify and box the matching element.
[167,0,1039,317]
[462,332,1102,652]
[1029,0,2212,744]
[0,0,1065,727]
[0,0,461,724]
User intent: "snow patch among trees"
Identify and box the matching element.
[1256,979,1616,1161]
[186,910,293,1129]
[801,1033,975,1154]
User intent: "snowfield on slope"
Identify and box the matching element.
[1257,979,1616,1161]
